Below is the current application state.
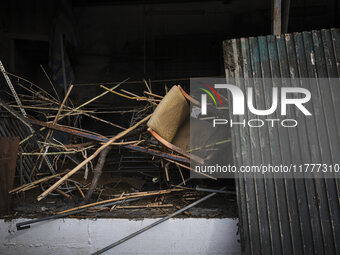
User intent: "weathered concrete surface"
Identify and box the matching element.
[0,218,240,254]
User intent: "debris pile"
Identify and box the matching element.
[0,61,236,246]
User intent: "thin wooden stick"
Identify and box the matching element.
[9,170,69,194]
[20,78,129,144]
[21,150,89,156]
[101,85,145,100]
[115,204,173,209]
[143,79,152,93]
[81,112,126,130]
[110,192,125,211]
[120,89,140,98]
[101,85,160,103]
[177,165,186,185]
[144,91,163,98]
[19,110,126,145]
[8,105,68,111]
[56,189,72,199]
[72,78,128,112]
[187,139,232,152]
[164,158,217,180]
[75,77,191,86]
[164,162,170,182]
[40,64,60,102]
[20,184,39,192]
[75,183,85,199]
[37,114,152,201]
[32,84,74,176]
[52,84,74,124]
[56,188,182,215]
[5,71,58,103]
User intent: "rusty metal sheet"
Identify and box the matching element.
[0,136,19,214]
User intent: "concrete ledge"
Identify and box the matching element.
[0,218,240,254]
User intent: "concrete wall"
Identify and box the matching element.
[0,218,240,254]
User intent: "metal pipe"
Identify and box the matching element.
[92,187,226,255]
[273,0,282,35]
[195,186,236,195]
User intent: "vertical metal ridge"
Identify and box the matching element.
[228,38,251,255]
[249,36,273,255]
[303,30,337,254]
[267,34,294,254]
[240,37,258,255]
[293,31,325,254]
[329,29,340,213]
[258,35,282,255]
[233,38,252,255]
[285,33,316,255]
[312,30,340,254]
[276,34,304,255]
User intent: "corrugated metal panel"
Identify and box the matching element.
[223,28,340,254]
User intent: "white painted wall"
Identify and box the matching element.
[0,218,240,255]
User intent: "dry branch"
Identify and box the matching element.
[83,147,110,203]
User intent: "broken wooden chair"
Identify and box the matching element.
[147,85,204,164]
